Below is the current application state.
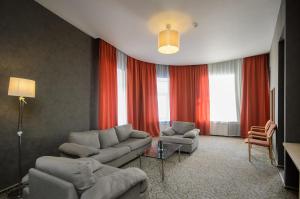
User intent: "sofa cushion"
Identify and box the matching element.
[160,135,194,145]
[99,128,119,149]
[172,121,195,135]
[59,143,100,158]
[92,146,131,163]
[130,130,149,139]
[113,137,152,151]
[162,127,176,136]
[114,124,133,142]
[69,131,100,149]
[183,129,199,138]
[35,156,100,191]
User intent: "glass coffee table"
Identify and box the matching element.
[139,140,182,181]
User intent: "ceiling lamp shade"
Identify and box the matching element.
[8,77,36,98]
[158,25,180,54]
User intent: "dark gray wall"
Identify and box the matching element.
[284,0,300,189]
[0,0,98,189]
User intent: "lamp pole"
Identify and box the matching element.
[17,97,26,198]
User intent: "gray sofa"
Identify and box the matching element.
[59,124,152,167]
[23,156,148,199]
[160,121,200,153]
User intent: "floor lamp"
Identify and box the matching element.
[8,77,35,198]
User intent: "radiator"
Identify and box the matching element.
[210,122,240,136]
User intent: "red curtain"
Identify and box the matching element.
[194,66,210,135]
[240,54,270,138]
[98,40,118,129]
[127,56,160,137]
[169,65,210,135]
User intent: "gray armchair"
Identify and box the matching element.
[23,156,148,199]
[160,121,200,153]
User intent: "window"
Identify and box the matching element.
[157,77,170,122]
[209,73,238,122]
[117,51,127,125]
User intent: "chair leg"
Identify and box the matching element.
[248,142,251,162]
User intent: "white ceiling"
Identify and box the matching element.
[35,0,281,65]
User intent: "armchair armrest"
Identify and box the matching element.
[130,130,149,139]
[250,126,265,132]
[58,143,100,158]
[248,131,267,137]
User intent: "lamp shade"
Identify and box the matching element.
[158,29,180,54]
[8,77,35,98]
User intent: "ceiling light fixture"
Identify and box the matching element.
[158,24,180,54]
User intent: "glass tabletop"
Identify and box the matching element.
[143,141,182,160]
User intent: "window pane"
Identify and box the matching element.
[209,74,237,122]
[157,77,170,122]
[117,67,127,125]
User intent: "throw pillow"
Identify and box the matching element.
[58,143,100,158]
[99,128,119,148]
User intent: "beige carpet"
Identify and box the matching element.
[123,136,297,199]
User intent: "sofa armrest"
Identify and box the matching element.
[29,168,79,199]
[161,127,176,136]
[58,143,100,158]
[130,130,149,139]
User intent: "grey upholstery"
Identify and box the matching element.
[26,157,149,199]
[114,124,133,142]
[162,127,176,136]
[69,131,100,149]
[160,135,194,145]
[160,121,199,153]
[183,129,200,138]
[114,137,152,150]
[58,143,100,157]
[172,121,195,134]
[28,168,79,199]
[99,128,119,149]
[92,146,131,163]
[130,130,149,139]
[60,124,152,168]
[35,156,101,191]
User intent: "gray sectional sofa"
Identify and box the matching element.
[59,124,152,167]
[160,121,200,153]
[23,124,152,199]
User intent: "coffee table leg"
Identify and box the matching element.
[161,159,164,181]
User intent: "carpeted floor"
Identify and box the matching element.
[1,136,297,199]
[123,136,297,199]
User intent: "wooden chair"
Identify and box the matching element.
[246,122,277,164]
[248,120,272,138]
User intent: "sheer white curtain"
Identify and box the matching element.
[156,65,170,130]
[208,59,242,136]
[117,50,127,125]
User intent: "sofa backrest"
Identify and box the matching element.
[114,124,133,142]
[98,128,120,148]
[172,121,195,134]
[69,130,100,149]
